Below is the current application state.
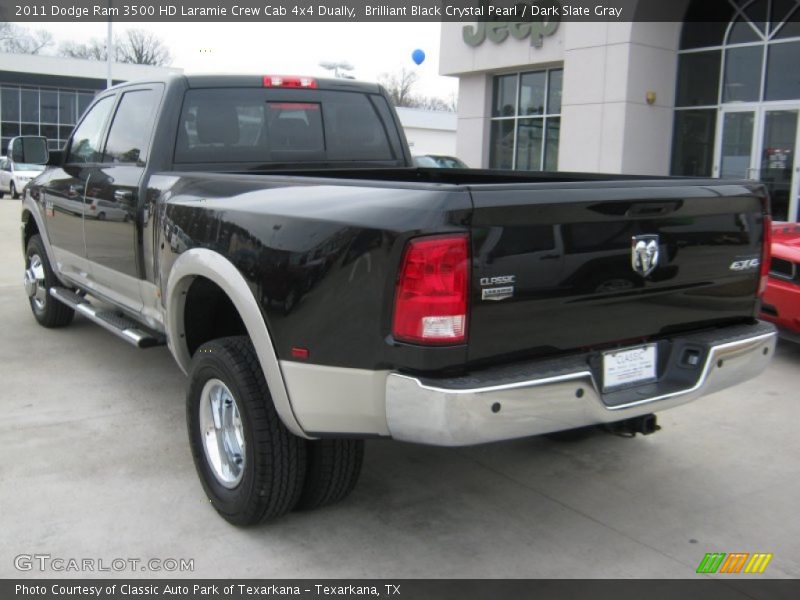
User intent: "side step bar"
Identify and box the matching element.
[49,287,166,349]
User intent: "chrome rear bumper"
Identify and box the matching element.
[386,322,776,446]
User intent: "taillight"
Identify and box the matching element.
[392,234,469,345]
[759,215,772,297]
[263,75,317,89]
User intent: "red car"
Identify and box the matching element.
[761,222,800,342]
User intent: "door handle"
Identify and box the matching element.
[114,189,133,202]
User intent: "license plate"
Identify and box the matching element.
[602,344,657,391]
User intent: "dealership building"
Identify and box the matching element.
[440,0,800,222]
[0,52,179,156]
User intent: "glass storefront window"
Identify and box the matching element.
[489,68,562,171]
[673,0,800,218]
[675,51,721,107]
[728,17,761,44]
[766,41,800,101]
[20,89,39,122]
[519,72,546,116]
[1,123,20,138]
[544,118,561,172]
[78,93,95,119]
[515,119,544,170]
[58,91,77,125]
[679,0,734,49]
[493,75,517,118]
[720,111,756,179]
[41,124,57,140]
[1,86,20,122]
[547,70,563,114]
[671,110,717,177]
[722,46,763,103]
[40,90,58,124]
[489,120,515,169]
[0,84,97,154]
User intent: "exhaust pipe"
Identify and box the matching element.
[605,414,660,437]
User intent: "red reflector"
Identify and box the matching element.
[392,234,469,345]
[291,347,309,360]
[759,214,772,297]
[263,75,317,89]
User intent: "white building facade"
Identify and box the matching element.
[440,0,800,222]
[395,107,457,156]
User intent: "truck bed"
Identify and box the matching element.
[157,167,768,375]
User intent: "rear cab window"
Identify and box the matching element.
[174,87,403,165]
[103,87,162,165]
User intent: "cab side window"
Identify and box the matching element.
[66,96,115,164]
[103,89,160,165]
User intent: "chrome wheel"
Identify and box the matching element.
[199,378,246,488]
[24,253,47,311]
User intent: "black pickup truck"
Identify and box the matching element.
[14,74,775,525]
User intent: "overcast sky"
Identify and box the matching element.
[33,21,459,100]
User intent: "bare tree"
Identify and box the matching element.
[0,22,53,54]
[116,29,171,66]
[59,29,171,66]
[59,39,108,61]
[379,68,457,113]
[379,68,420,108]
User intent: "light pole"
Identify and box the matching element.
[106,0,113,88]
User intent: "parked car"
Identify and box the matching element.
[413,154,469,168]
[0,155,45,199]
[15,73,775,526]
[86,197,130,221]
[760,222,800,342]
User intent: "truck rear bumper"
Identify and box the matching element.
[385,321,776,446]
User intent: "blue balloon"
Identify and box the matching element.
[411,49,426,66]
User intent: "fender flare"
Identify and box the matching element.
[165,248,309,439]
[21,195,59,275]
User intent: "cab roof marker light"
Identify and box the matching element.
[263,76,318,89]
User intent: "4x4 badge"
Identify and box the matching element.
[631,235,660,277]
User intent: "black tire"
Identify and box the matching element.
[187,336,306,526]
[296,439,364,511]
[10,182,19,199]
[97,212,106,220]
[25,234,74,328]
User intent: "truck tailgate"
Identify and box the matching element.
[467,181,768,364]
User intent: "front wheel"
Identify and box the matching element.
[24,234,74,328]
[186,336,306,526]
[10,182,19,199]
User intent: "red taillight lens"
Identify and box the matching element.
[392,234,469,345]
[759,214,772,297]
[263,75,317,89]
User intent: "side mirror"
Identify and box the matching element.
[9,136,49,165]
